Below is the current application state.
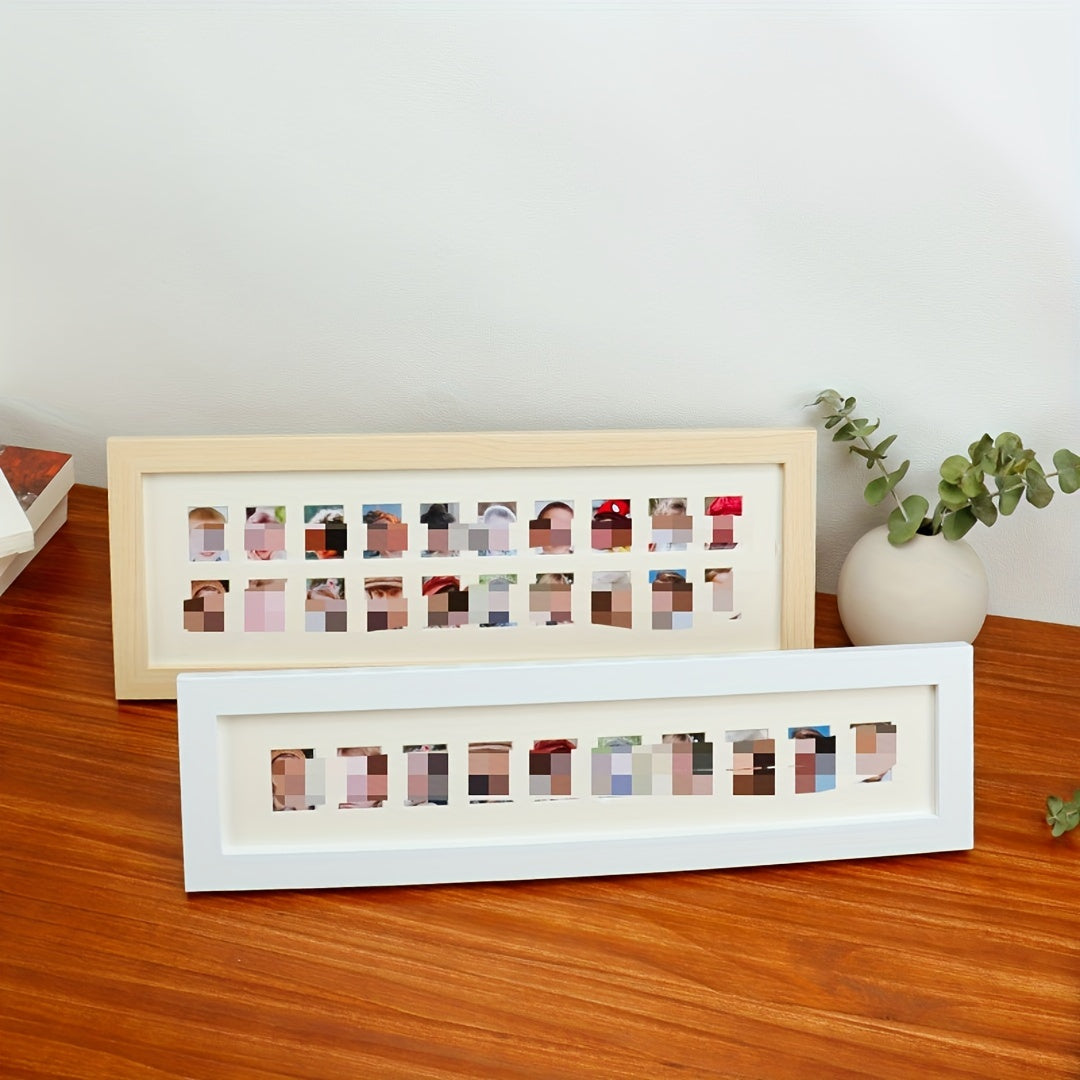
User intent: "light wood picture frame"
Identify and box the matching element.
[176,642,974,892]
[108,429,816,699]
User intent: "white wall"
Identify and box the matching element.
[1,1,1076,624]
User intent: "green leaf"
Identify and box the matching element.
[886,494,929,545]
[937,480,969,510]
[941,506,977,541]
[1000,455,1023,475]
[849,445,879,465]
[1048,797,1080,836]
[1057,466,1080,495]
[1002,447,1036,474]
[872,434,898,458]
[1024,467,1054,509]
[809,390,844,409]
[831,422,858,442]
[994,432,1023,455]
[1053,449,1080,494]
[968,434,994,463]
[959,468,988,499]
[970,494,997,527]
[997,478,1023,515]
[1052,447,1080,471]
[864,459,910,505]
[940,456,970,484]
[847,418,880,440]
[823,415,845,429]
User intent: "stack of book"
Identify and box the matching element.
[0,444,75,596]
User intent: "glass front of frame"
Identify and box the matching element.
[222,685,930,853]
[151,464,782,671]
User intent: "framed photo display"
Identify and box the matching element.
[176,642,974,892]
[108,429,816,699]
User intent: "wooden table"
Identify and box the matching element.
[2,485,1077,1079]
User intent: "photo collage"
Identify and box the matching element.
[268,722,898,812]
[184,493,746,637]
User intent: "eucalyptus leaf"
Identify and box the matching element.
[940,455,970,484]
[886,494,929,545]
[848,418,880,439]
[970,494,997,527]
[859,479,885,503]
[1024,468,1054,508]
[864,460,909,506]
[887,504,922,545]
[1010,448,1036,472]
[941,506,977,540]
[832,422,857,443]
[960,469,988,499]
[937,480,968,510]
[1053,449,1080,494]
[1049,798,1080,836]
[968,434,994,463]
[1058,466,1080,495]
[994,432,1022,454]
[902,493,929,520]
[873,434,898,457]
[997,479,1023,516]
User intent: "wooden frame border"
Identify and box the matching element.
[108,429,816,698]
[177,643,973,892]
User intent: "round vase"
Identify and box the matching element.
[836,524,989,646]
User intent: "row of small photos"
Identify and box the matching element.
[271,725,899,810]
[186,568,737,633]
[189,496,743,561]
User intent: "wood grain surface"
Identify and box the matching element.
[2,486,1077,1079]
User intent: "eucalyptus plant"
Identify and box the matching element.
[1046,791,1080,838]
[808,389,1080,545]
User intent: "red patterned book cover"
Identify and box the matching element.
[0,445,73,519]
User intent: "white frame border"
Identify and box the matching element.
[178,642,973,892]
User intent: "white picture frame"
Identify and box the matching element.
[177,642,973,892]
[107,429,816,699]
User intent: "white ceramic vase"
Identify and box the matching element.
[836,524,989,646]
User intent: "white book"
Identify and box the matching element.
[0,497,69,594]
[0,469,33,558]
[0,444,75,596]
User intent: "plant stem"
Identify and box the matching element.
[855,432,909,520]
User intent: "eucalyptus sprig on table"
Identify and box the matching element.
[1046,790,1080,837]
[808,389,1080,545]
